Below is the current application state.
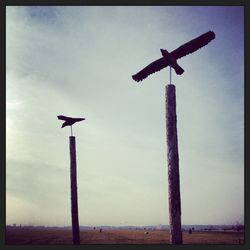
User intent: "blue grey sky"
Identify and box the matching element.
[6,6,243,227]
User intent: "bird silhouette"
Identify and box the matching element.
[57,115,85,128]
[132,31,215,82]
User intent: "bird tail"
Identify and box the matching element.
[174,65,184,75]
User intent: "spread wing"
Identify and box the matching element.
[57,115,70,121]
[57,115,85,122]
[74,118,85,122]
[132,57,168,82]
[171,31,215,60]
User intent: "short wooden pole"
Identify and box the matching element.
[165,84,183,244]
[69,136,80,245]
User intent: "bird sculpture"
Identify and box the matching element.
[132,31,215,82]
[57,115,85,128]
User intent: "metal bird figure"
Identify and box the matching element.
[132,31,215,82]
[57,115,85,136]
[57,115,85,128]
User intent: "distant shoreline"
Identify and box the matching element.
[6,224,244,232]
[5,227,244,245]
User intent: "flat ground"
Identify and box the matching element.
[5,228,244,245]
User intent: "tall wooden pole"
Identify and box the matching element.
[165,84,182,244]
[69,136,80,245]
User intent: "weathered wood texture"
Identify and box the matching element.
[165,84,183,244]
[69,136,80,245]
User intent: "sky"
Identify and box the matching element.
[6,6,244,227]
